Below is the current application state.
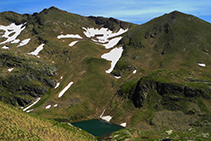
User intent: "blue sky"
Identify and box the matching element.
[0,0,211,24]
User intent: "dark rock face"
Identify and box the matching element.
[0,53,57,107]
[131,77,204,109]
[88,16,131,31]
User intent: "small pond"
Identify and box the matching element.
[71,119,124,136]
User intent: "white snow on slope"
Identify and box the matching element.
[1,46,9,49]
[83,27,128,40]
[54,82,60,89]
[101,36,122,49]
[133,70,137,74]
[120,122,126,127]
[69,41,79,47]
[82,27,128,49]
[26,109,34,113]
[28,43,44,56]
[0,23,26,45]
[99,109,112,122]
[101,116,112,122]
[8,68,14,72]
[11,39,20,44]
[46,105,51,109]
[58,82,73,98]
[17,38,31,47]
[23,97,41,111]
[54,104,58,107]
[115,76,121,79]
[101,47,123,73]
[198,63,206,67]
[57,34,82,39]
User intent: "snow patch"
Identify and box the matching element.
[60,76,63,79]
[120,122,126,127]
[101,116,112,122]
[1,46,9,49]
[26,109,34,113]
[133,70,137,74]
[166,129,173,135]
[198,63,206,67]
[69,40,79,47]
[23,97,41,111]
[46,105,51,109]
[28,43,44,56]
[8,68,14,72]
[57,34,82,39]
[101,36,122,49]
[0,23,26,45]
[54,104,58,107]
[17,38,30,47]
[58,82,73,98]
[115,76,121,79]
[101,47,123,73]
[11,39,20,44]
[54,82,60,89]
[82,27,128,49]
[83,27,128,41]
[99,109,112,122]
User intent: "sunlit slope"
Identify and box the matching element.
[0,101,96,141]
[0,6,136,122]
[113,11,211,77]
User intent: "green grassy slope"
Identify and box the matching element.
[104,11,211,133]
[0,6,136,122]
[114,11,211,77]
[0,101,96,141]
[1,7,211,138]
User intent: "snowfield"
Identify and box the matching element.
[69,41,79,47]
[8,68,14,72]
[115,76,121,79]
[57,34,83,39]
[54,82,60,89]
[58,82,73,98]
[23,97,41,111]
[46,105,51,109]
[101,47,123,73]
[101,36,122,49]
[17,38,31,47]
[82,27,128,49]
[83,27,128,40]
[1,46,9,49]
[0,23,26,45]
[11,39,20,44]
[120,122,126,127]
[26,109,34,113]
[28,43,44,57]
[100,109,112,122]
[198,63,206,67]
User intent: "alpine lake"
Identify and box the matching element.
[71,119,124,137]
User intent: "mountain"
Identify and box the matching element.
[0,7,211,140]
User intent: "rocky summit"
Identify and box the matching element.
[0,7,211,140]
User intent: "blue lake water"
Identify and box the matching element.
[71,119,124,136]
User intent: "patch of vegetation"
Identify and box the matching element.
[0,101,96,141]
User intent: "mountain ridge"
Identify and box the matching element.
[0,7,211,140]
